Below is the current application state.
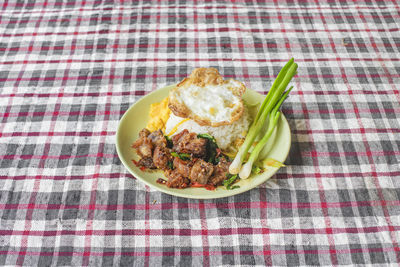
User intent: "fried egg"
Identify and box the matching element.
[168,68,246,127]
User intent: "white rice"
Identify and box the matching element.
[165,107,250,150]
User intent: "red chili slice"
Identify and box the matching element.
[191,182,216,191]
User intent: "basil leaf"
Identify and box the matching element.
[251,165,262,174]
[171,152,191,161]
[229,185,240,190]
[167,161,174,170]
[164,135,173,148]
[197,133,216,143]
[197,133,219,164]
[178,153,191,161]
[223,174,237,188]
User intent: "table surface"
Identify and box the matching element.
[0,0,399,266]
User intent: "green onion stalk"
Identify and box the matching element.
[229,59,298,178]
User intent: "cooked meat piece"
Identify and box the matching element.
[171,129,187,144]
[148,130,167,147]
[132,134,153,158]
[172,129,207,158]
[139,128,151,138]
[165,169,190,188]
[153,146,173,170]
[190,159,214,184]
[209,157,230,186]
[137,157,156,169]
[173,157,193,178]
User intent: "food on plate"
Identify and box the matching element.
[132,128,236,189]
[132,60,297,190]
[165,109,249,151]
[168,68,246,127]
[146,97,171,132]
[230,58,298,179]
[164,69,250,153]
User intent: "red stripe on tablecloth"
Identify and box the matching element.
[0,91,144,99]
[302,150,400,157]
[81,5,123,265]
[282,107,400,115]
[0,88,399,100]
[1,57,400,67]
[0,246,397,257]
[0,73,399,84]
[1,10,399,27]
[2,199,399,214]
[1,224,400,237]
[292,128,400,134]
[0,173,130,181]
[0,131,116,137]
[14,0,51,265]
[0,110,123,118]
[2,0,396,11]
[0,153,117,160]
[1,41,398,53]
[1,72,399,83]
[277,171,400,179]
[1,25,399,39]
[0,88,398,100]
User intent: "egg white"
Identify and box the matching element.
[174,80,242,124]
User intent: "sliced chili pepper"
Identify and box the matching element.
[191,182,216,191]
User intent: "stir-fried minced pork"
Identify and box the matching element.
[133,128,232,190]
[173,157,193,178]
[137,157,156,169]
[165,169,190,188]
[139,128,151,138]
[132,130,153,158]
[148,129,167,147]
[209,157,230,186]
[172,129,207,158]
[153,146,173,170]
[190,159,214,184]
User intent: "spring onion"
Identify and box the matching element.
[229,58,298,178]
[251,165,262,174]
[223,174,239,189]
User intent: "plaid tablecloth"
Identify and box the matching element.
[0,0,399,266]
